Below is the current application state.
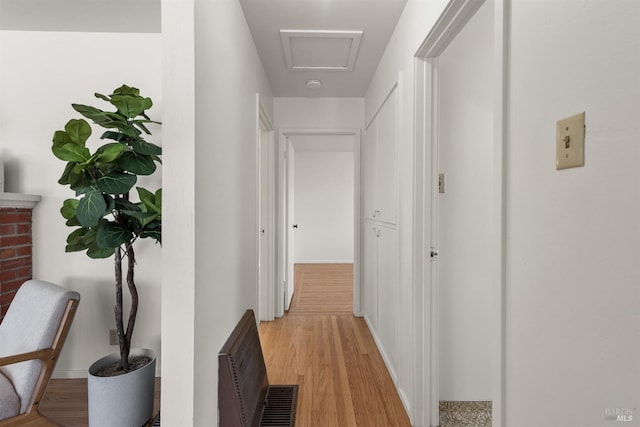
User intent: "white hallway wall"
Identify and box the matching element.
[0,31,163,377]
[162,0,273,425]
[506,1,640,425]
[274,97,363,129]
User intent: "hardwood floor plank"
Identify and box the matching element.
[37,378,160,426]
[287,263,353,316]
[260,314,410,427]
[260,263,410,427]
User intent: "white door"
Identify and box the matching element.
[285,137,295,311]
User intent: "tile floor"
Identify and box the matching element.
[440,401,492,427]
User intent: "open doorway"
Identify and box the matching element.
[276,129,361,318]
[287,134,355,314]
[413,0,507,425]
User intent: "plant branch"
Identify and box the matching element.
[113,246,128,371]
[123,242,138,367]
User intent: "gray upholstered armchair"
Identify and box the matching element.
[0,280,80,426]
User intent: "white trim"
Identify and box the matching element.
[277,128,362,317]
[413,0,508,426]
[411,54,427,427]
[415,0,485,59]
[257,94,276,321]
[280,30,363,71]
[491,1,509,425]
[294,260,355,264]
[0,192,41,208]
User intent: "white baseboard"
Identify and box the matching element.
[294,260,354,264]
[52,370,87,379]
[362,315,412,419]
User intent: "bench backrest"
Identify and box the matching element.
[218,309,269,427]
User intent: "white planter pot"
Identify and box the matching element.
[88,348,156,427]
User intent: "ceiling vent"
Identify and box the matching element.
[280,30,363,71]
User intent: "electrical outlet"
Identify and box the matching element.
[109,329,118,346]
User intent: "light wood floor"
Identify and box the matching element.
[36,263,409,426]
[288,263,354,315]
[38,378,160,426]
[259,263,411,427]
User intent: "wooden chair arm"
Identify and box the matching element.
[0,349,53,367]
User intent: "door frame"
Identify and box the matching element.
[256,94,276,321]
[412,0,509,425]
[276,128,362,317]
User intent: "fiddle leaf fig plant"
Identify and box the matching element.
[52,85,161,373]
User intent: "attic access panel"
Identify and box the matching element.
[280,30,363,71]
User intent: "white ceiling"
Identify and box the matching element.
[239,0,408,98]
[0,0,160,33]
[1,0,407,98]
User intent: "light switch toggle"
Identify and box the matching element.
[556,112,585,170]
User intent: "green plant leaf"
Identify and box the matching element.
[114,198,138,211]
[100,131,125,142]
[65,216,81,227]
[64,119,92,145]
[72,104,126,129]
[66,227,89,246]
[58,162,77,185]
[113,122,141,139]
[65,227,91,252]
[96,171,136,195]
[66,242,89,253]
[76,190,107,226]
[94,92,111,102]
[52,129,72,148]
[155,188,162,210]
[104,194,115,212]
[95,143,125,163]
[140,229,161,243]
[136,187,154,204]
[132,119,161,135]
[96,221,132,248]
[136,187,162,216]
[131,140,162,156]
[112,85,140,97]
[119,152,156,175]
[60,198,79,220]
[133,121,151,135]
[110,95,151,119]
[69,174,93,192]
[121,209,158,226]
[52,143,91,163]
[87,244,115,259]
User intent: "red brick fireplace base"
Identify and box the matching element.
[0,208,35,321]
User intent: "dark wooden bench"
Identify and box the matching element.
[218,310,298,427]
